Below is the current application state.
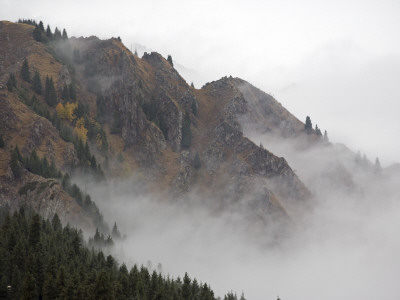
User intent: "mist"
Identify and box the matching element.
[85,131,400,300]
[2,1,400,298]
[2,0,400,164]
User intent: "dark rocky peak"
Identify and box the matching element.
[142,51,168,65]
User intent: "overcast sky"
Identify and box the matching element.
[2,0,400,165]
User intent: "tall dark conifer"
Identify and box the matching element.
[46,25,53,40]
[167,55,173,67]
[62,28,68,40]
[7,73,17,91]
[33,25,42,41]
[21,59,31,82]
[32,71,42,94]
[53,27,62,40]
[305,116,312,134]
[45,76,57,106]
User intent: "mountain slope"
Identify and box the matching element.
[0,20,312,230]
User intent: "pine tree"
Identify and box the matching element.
[10,146,22,179]
[193,151,201,169]
[191,98,198,116]
[45,76,57,106]
[38,21,45,32]
[33,25,42,42]
[21,272,38,300]
[323,130,329,143]
[167,55,173,67]
[53,27,62,40]
[92,270,114,300]
[29,214,41,248]
[51,213,62,231]
[32,71,42,94]
[305,116,312,134]
[315,124,322,136]
[68,83,76,100]
[46,25,52,40]
[61,83,69,101]
[62,28,68,40]
[111,222,121,239]
[181,273,192,299]
[6,73,17,91]
[21,59,31,82]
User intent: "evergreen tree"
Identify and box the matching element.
[305,116,312,134]
[181,111,192,148]
[62,28,68,40]
[33,25,42,42]
[44,76,57,106]
[10,146,22,179]
[21,272,38,300]
[92,270,115,300]
[51,213,62,232]
[167,55,173,67]
[194,151,201,169]
[6,73,17,91]
[61,83,69,101]
[111,222,121,240]
[46,25,53,40]
[21,59,31,83]
[32,70,42,94]
[38,21,45,32]
[28,214,41,248]
[315,124,322,136]
[68,83,77,100]
[53,27,62,40]
[323,130,329,143]
[182,273,192,299]
[191,98,198,116]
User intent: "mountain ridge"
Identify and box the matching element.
[0,20,314,231]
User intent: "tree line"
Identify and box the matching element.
[0,205,244,300]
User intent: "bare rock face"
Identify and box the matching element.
[0,21,313,230]
[192,77,311,220]
[171,151,193,193]
[0,171,93,229]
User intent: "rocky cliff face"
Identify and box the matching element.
[0,20,312,229]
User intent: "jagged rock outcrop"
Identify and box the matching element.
[0,21,312,228]
[0,170,93,229]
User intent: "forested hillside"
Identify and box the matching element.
[0,205,246,300]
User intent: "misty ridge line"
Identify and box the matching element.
[2,18,400,300]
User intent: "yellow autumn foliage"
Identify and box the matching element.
[55,103,67,119]
[56,102,77,121]
[74,117,88,143]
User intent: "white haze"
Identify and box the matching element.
[1,0,400,164]
[87,143,400,300]
[2,1,400,298]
